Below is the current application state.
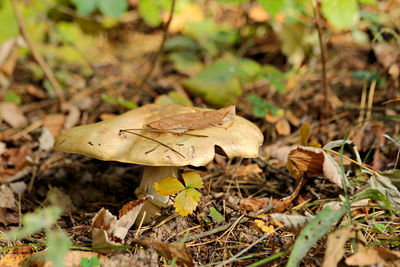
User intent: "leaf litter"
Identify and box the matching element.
[2,1,400,265]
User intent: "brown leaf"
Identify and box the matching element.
[240,198,269,212]
[345,247,400,266]
[235,164,262,176]
[322,224,365,267]
[0,102,27,128]
[26,84,47,99]
[42,113,66,137]
[0,246,34,267]
[287,147,324,178]
[134,237,194,267]
[288,146,344,188]
[147,105,235,133]
[91,199,146,250]
[276,118,291,135]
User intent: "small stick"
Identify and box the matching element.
[119,129,185,158]
[314,0,329,118]
[11,0,65,104]
[140,0,176,87]
[120,128,208,137]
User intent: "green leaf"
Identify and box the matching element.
[71,0,98,14]
[155,92,193,106]
[247,95,278,118]
[321,0,358,29]
[6,206,62,240]
[258,0,292,16]
[168,52,203,76]
[138,0,162,26]
[174,188,201,216]
[98,0,128,18]
[101,94,118,105]
[182,58,258,107]
[353,188,393,215]
[155,176,185,196]
[5,91,21,105]
[116,97,137,110]
[359,0,376,5]
[209,207,224,224]
[182,172,204,189]
[80,256,100,267]
[287,205,347,266]
[46,230,71,267]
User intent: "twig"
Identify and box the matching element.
[10,0,65,104]
[185,205,276,243]
[215,227,283,267]
[366,79,377,122]
[121,128,208,138]
[119,129,185,158]
[314,0,329,117]
[140,0,176,87]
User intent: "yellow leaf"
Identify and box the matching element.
[182,172,204,189]
[174,188,201,216]
[299,123,310,146]
[255,219,275,233]
[155,176,185,197]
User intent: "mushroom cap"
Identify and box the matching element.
[54,104,263,167]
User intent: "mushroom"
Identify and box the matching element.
[54,104,263,224]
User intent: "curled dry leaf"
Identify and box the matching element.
[91,199,146,250]
[133,237,194,267]
[0,184,19,225]
[345,247,400,266]
[287,146,344,188]
[322,224,366,267]
[147,105,235,133]
[269,213,312,233]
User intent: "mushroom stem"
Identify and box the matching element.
[135,166,178,225]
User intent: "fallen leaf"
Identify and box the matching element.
[248,5,269,22]
[368,175,400,214]
[91,199,146,250]
[287,147,324,178]
[133,237,194,267]
[372,42,398,69]
[264,144,297,163]
[39,127,55,151]
[0,246,34,267]
[269,213,312,233]
[345,247,400,266]
[0,102,27,128]
[276,118,291,135]
[26,84,47,99]
[147,105,235,133]
[62,103,80,130]
[0,184,17,209]
[42,113,66,137]
[299,123,311,146]
[254,219,275,233]
[322,224,365,267]
[235,164,262,176]
[287,146,344,188]
[46,187,77,214]
[27,250,106,267]
[240,198,269,212]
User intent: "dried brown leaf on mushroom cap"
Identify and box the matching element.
[54,104,263,167]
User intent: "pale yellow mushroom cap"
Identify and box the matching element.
[54,104,263,166]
